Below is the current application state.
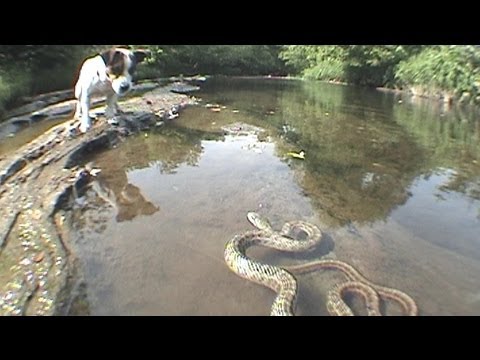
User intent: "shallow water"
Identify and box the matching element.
[71,78,480,315]
[0,117,69,157]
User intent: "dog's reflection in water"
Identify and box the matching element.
[90,175,159,222]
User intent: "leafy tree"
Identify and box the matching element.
[280,46,346,80]
[279,45,425,86]
[341,45,423,87]
[141,45,286,76]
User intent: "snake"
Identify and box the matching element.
[224,212,418,316]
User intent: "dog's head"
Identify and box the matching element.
[100,48,149,96]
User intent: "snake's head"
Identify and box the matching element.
[247,212,273,231]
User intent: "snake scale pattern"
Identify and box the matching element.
[224,212,418,316]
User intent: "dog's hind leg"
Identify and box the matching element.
[78,94,92,133]
[74,101,82,120]
[73,85,83,120]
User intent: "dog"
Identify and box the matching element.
[74,47,149,133]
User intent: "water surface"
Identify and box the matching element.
[71,78,480,315]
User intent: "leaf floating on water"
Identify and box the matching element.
[286,150,305,160]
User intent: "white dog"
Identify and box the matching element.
[74,47,148,133]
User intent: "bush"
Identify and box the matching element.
[0,67,33,116]
[395,45,480,102]
[142,45,286,76]
[279,45,425,87]
[0,45,103,118]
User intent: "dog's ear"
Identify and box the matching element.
[101,49,125,77]
[133,50,150,64]
[100,49,114,66]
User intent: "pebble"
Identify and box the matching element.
[20,258,32,266]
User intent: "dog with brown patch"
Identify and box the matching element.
[74,47,149,133]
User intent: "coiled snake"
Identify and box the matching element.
[224,212,418,316]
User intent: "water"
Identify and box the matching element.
[70,78,480,315]
[0,117,70,157]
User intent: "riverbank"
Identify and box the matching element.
[0,82,198,315]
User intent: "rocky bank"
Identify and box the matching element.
[0,81,199,315]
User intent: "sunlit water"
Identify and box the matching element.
[70,78,480,315]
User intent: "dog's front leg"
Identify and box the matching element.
[78,95,92,133]
[74,100,82,120]
[105,93,119,119]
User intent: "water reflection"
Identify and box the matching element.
[70,78,480,315]
[393,96,480,200]
[196,78,480,225]
[73,130,317,315]
[196,80,413,225]
[90,176,159,223]
[80,126,228,224]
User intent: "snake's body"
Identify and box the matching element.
[224,212,418,316]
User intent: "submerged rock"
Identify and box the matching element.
[168,82,201,94]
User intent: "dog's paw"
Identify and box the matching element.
[79,125,90,134]
[79,121,92,133]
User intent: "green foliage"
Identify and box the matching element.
[279,45,480,104]
[2,45,480,119]
[395,45,480,101]
[0,68,31,115]
[279,46,347,80]
[341,45,420,87]
[280,45,424,86]
[0,45,286,119]
[0,45,96,72]
[0,45,102,117]
[141,45,286,76]
[279,46,321,73]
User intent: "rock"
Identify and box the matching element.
[4,100,47,119]
[168,82,201,94]
[131,82,160,93]
[33,252,45,263]
[30,113,49,123]
[4,90,74,119]
[9,116,32,126]
[33,103,75,119]
[107,118,120,126]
